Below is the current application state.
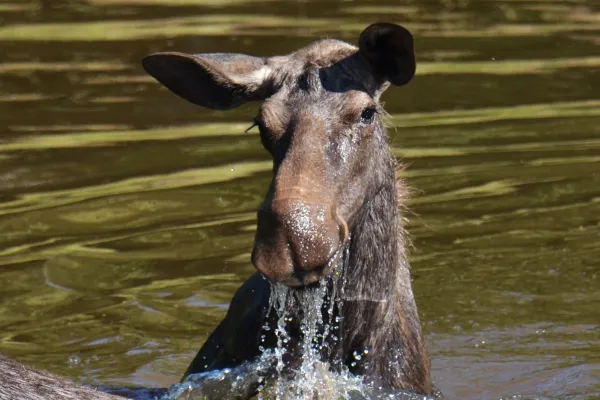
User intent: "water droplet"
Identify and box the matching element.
[68,355,81,368]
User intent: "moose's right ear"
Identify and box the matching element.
[142,52,273,110]
[358,23,416,87]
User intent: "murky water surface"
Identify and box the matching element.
[0,1,599,399]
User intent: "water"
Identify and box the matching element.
[272,283,330,399]
[0,0,599,399]
[163,351,275,400]
[165,354,434,400]
[165,274,435,400]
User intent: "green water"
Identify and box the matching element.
[0,1,599,399]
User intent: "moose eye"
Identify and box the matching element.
[360,107,377,124]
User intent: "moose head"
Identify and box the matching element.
[143,23,416,287]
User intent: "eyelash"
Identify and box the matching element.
[245,117,260,134]
[248,117,274,152]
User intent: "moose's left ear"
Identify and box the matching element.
[358,22,416,86]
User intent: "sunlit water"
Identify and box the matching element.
[0,0,599,399]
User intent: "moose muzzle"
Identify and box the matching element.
[251,195,347,287]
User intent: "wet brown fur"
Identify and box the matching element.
[0,354,121,400]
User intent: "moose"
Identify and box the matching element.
[0,22,434,399]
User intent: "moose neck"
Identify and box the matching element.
[340,159,432,395]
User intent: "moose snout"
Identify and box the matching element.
[251,198,347,286]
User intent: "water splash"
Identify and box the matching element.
[267,283,292,399]
[161,351,276,400]
[163,246,434,399]
[292,281,328,399]
[270,283,292,374]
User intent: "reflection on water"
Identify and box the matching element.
[0,0,599,399]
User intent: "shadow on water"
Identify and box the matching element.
[0,0,599,399]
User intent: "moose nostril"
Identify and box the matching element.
[292,266,325,286]
[333,206,349,244]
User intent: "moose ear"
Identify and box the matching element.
[142,52,272,110]
[358,23,416,87]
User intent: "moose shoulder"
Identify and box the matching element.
[144,22,433,396]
